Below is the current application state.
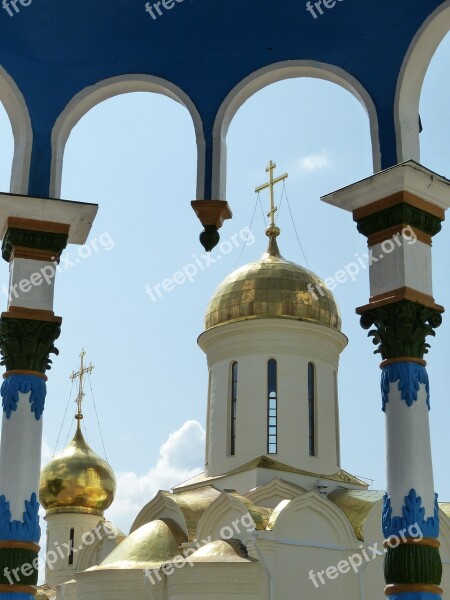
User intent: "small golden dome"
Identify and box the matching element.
[188,539,256,562]
[98,520,187,569]
[39,424,116,516]
[205,236,341,331]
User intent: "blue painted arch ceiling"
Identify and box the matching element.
[0,0,447,197]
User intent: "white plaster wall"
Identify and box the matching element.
[199,320,346,478]
[272,544,361,600]
[0,391,42,520]
[168,563,264,599]
[368,239,432,298]
[76,568,166,600]
[45,512,103,587]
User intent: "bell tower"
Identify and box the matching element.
[198,163,348,484]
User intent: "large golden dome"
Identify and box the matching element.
[39,424,116,516]
[205,234,341,330]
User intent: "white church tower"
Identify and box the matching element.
[197,161,349,493]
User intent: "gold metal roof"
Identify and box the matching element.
[204,236,341,331]
[98,519,187,569]
[174,457,367,491]
[189,539,257,562]
[439,502,450,520]
[329,489,384,541]
[169,486,222,539]
[39,424,116,515]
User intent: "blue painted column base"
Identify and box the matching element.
[0,594,34,599]
[388,592,441,599]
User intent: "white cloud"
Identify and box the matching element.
[294,148,331,173]
[105,420,205,533]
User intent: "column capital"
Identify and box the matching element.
[322,160,450,216]
[0,193,98,246]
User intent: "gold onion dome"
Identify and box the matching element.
[205,228,341,331]
[39,423,116,516]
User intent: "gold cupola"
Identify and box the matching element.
[204,234,341,331]
[39,351,116,516]
[205,160,341,331]
[39,423,116,516]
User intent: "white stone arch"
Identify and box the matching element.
[50,74,205,199]
[271,491,356,548]
[196,492,264,543]
[0,65,32,194]
[395,1,450,164]
[129,491,188,537]
[245,477,305,509]
[212,60,381,200]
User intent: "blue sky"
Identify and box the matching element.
[0,34,449,533]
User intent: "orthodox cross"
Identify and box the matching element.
[255,160,288,227]
[70,349,94,422]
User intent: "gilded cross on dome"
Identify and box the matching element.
[255,160,288,235]
[70,349,94,423]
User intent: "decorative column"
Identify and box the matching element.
[0,194,97,599]
[322,161,450,600]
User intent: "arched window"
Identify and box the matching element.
[230,362,238,456]
[68,527,75,565]
[308,362,316,456]
[267,359,278,454]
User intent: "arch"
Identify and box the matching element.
[271,491,357,548]
[50,74,205,199]
[196,491,269,543]
[130,490,188,536]
[212,61,381,200]
[0,65,32,194]
[245,477,305,509]
[395,1,450,164]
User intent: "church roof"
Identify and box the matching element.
[173,456,368,491]
[130,486,222,538]
[39,423,116,516]
[97,519,187,570]
[204,235,341,331]
[328,489,384,541]
[188,539,258,563]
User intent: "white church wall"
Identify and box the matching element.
[45,512,103,587]
[200,319,346,479]
[167,563,264,599]
[263,492,362,598]
[76,568,166,600]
